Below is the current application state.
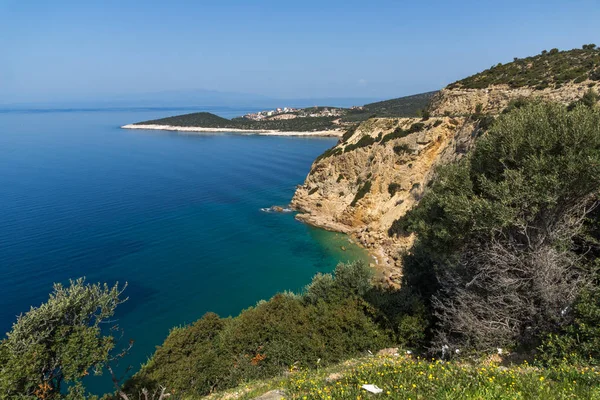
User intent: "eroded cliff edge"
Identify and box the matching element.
[292,78,600,286]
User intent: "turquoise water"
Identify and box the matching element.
[0,107,369,391]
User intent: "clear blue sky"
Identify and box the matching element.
[1,0,599,104]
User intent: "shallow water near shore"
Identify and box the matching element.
[0,106,370,393]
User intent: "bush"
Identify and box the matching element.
[0,279,126,399]
[351,181,372,206]
[315,146,342,162]
[125,262,391,397]
[344,135,376,153]
[393,144,411,155]
[380,127,409,145]
[538,286,600,366]
[341,124,358,142]
[453,47,600,89]
[392,101,600,352]
[388,183,402,197]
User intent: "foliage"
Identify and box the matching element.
[137,92,438,131]
[123,262,391,398]
[568,88,599,110]
[341,124,358,142]
[283,356,600,399]
[393,144,411,156]
[314,146,342,163]
[341,91,437,122]
[538,286,600,366]
[390,101,600,352]
[343,135,376,153]
[448,46,600,89]
[135,112,338,132]
[380,127,410,145]
[380,122,425,146]
[0,279,126,399]
[388,183,402,197]
[351,181,372,206]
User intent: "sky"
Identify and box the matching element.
[1,0,599,105]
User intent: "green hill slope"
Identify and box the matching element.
[449,45,600,90]
[130,92,437,131]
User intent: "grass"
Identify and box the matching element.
[206,355,600,400]
[284,356,600,399]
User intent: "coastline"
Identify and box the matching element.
[294,212,400,288]
[122,124,343,137]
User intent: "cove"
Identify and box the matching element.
[0,107,370,392]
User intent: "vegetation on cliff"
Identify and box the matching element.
[340,91,437,123]
[390,100,600,357]
[4,47,600,400]
[449,45,600,90]
[120,261,396,397]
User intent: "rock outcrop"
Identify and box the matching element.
[430,81,599,116]
[291,79,599,286]
[291,116,478,285]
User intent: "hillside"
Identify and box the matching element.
[126,92,436,133]
[431,46,600,116]
[4,45,600,400]
[450,45,600,90]
[291,46,600,285]
[340,91,437,122]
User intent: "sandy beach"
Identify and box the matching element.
[121,124,343,137]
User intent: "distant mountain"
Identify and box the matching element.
[0,89,380,111]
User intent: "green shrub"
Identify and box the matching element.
[0,279,126,399]
[409,122,425,132]
[380,127,409,145]
[125,262,391,397]
[538,287,600,366]
[344,135,376,153]
[568,88,599,111]
[341,125,358,142]
[452,47,600,89]
[397,314,428,348]
[351,181,372,206]
[391,101,600,352]
[315,146,342,162]
[308,187,318,195]
[388,183,402,196]
[393,144,411,155]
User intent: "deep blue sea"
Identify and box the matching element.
[0,106,369,392]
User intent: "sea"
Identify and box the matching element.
[0,106,370,393]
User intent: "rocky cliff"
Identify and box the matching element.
[430,81,599,116]
[291,116,478,284]
[291,68,599,286]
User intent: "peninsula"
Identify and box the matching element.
[121,92,437,136]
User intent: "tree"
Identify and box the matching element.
[393,101,600,352]
[0,279,127,399]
